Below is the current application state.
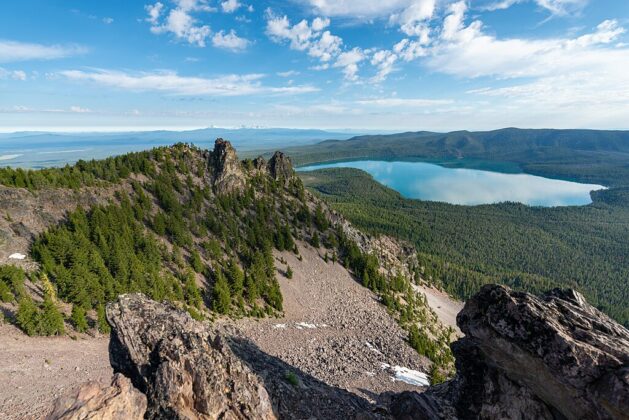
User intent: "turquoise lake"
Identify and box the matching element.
[299,160,606,207]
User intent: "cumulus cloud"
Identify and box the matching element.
[0,40,86,63]
[427,2,627,79]
[333,48,365,81]
[145,0,215,47]
[59,69,319,96]
[221,0,241,13]
[266,12,350,75]
[211,30,250,51]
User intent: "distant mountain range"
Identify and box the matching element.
[0,127,364,168]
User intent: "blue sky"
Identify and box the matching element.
[1,0,628,132]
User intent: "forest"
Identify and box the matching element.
[0,143,454,381]
[302,168,629,326]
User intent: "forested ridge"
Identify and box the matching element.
[0,142,455,382]
[301,168,629,326]
[286,128,629,188]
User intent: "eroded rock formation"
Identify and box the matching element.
[209,138,246,193]
[45,373,146,420]
[266,151,294,185]
[105,293,275,419]
[407,284,629,419]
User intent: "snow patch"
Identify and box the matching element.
[365,341,383,356]
[391,366,430,387]
[8,253,26,260]
[272,324,287,329]
[295,322,317,329]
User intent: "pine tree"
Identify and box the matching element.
[212,271,231,314]
[16,296,39,336]
[39,296,65,336]
[286,265,293,279]
[97,304,111,334]
[226,259,244,298]
[190,249,204,273]
[71,305,89,333]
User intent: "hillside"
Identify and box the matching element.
[0,140,456,418]
[286,128,629,187]
[301,168,629,326]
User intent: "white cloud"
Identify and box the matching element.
[305,0,420,19]
[0,68,27,80]
[334,48,365,81]
[481,0,588,15]
[211,30,250,51]
[103,17,114,24]
[370,50,397,82]
[59,69,319,96]
[427,3,627,80]
[70,106,92,113]
[390,0,436,36]
[277,70,300,77]
[356,98,454,106]
[145,1,213,47]
[221,0,241,13]
[266,13,342,62]
[0,40,86,63]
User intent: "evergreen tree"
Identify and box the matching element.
[190,249,204,273]
[212,271,231,314]
[71,304,89,333]
[97,304,111,334]
[39,296,65,336]
[286,265,293,279]
[226,259,244,298]
[16,297,39,336]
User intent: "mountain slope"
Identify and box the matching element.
[286,128,629,187]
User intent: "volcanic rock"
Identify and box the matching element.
[106,293,275,420]
[46,373,146,420]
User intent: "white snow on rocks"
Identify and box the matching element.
[380,363,430,387]
[392,366,430,387]
[295,322,317,329]
[272,324,287,329]
[8,253,26,260]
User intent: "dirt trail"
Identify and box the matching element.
[0,324,111,420]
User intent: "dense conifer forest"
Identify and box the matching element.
[302,168,629,326]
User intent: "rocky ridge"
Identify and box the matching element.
[49,284,629,419]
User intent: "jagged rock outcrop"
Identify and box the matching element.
[106,294,276,419]
[46,373,146,420]
[49,286,629,420]
[266,151,294,185]
[209,138,246,193]
[402,285,629,419]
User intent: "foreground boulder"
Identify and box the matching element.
[49,286,629,419]
[106,294,276,419]
[404,285,629,419]
[46,373,146,420]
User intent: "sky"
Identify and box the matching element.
[1,0,628,132]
